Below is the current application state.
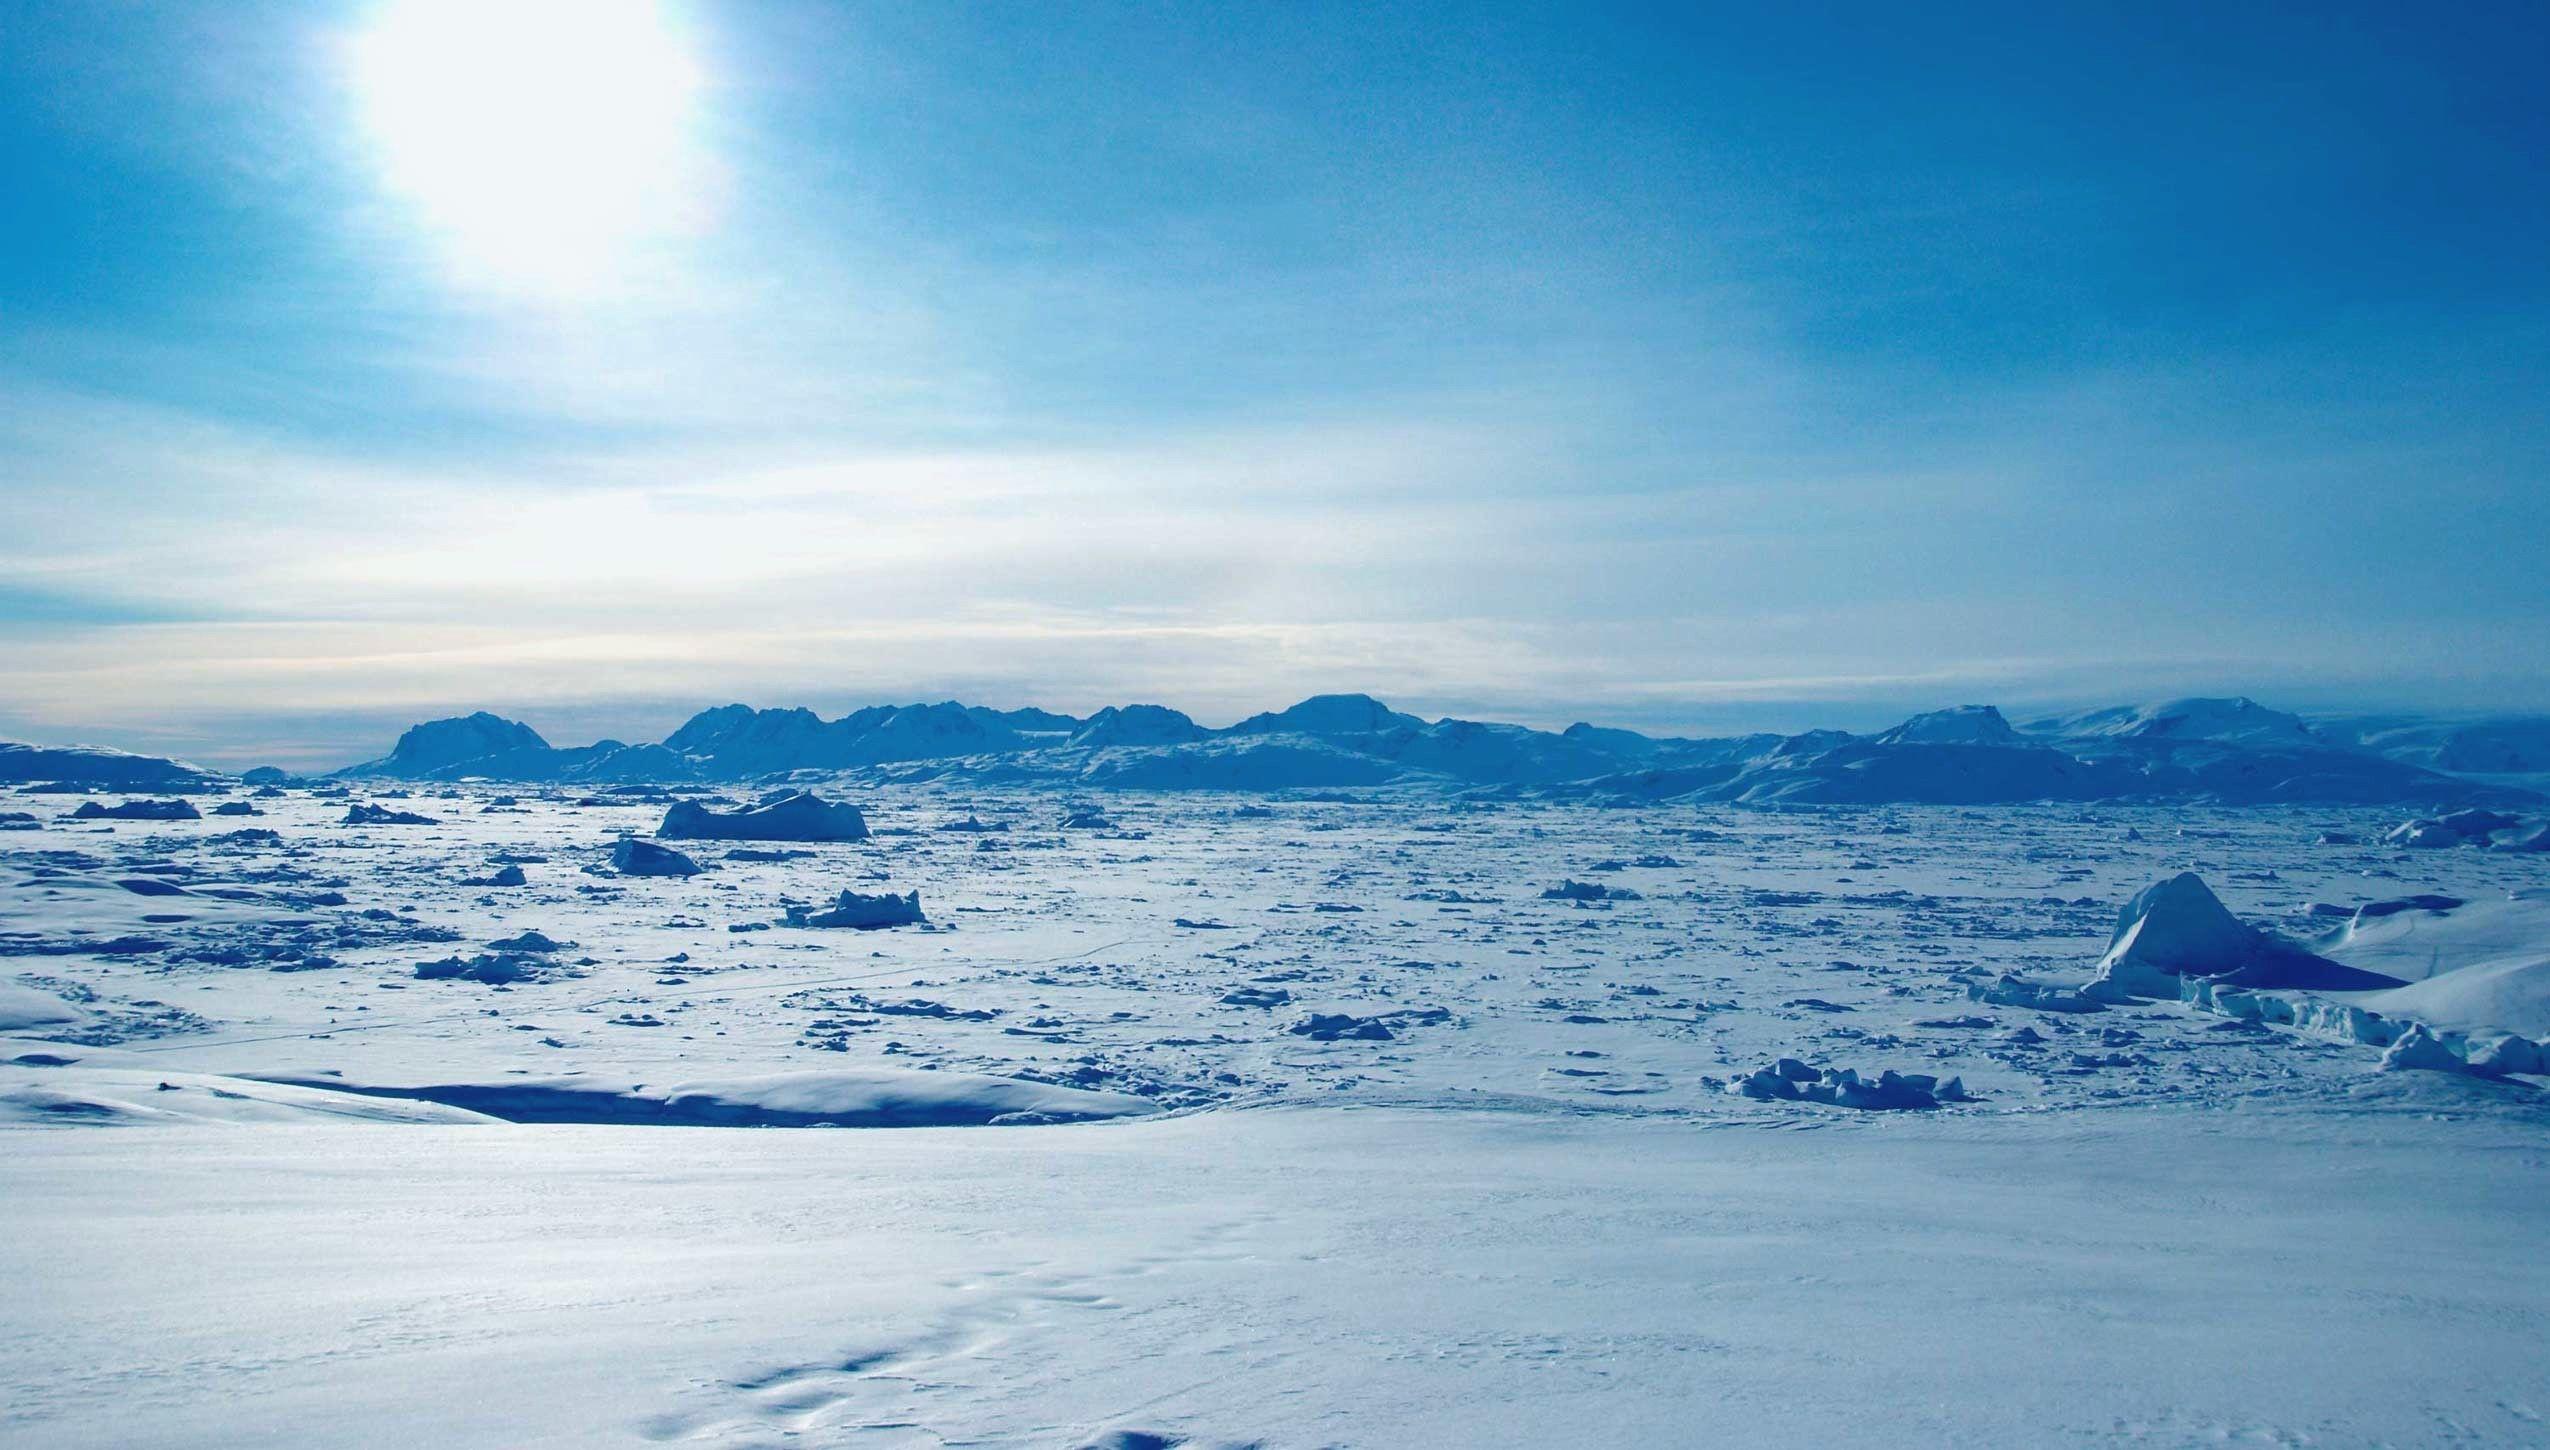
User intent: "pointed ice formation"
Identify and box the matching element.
[2090,872,2404,998]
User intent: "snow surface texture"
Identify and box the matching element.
[4,770,2548,1445]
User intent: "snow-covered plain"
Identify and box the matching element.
[5,778,2548,1446]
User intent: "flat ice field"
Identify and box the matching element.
[6,784,2548,1447]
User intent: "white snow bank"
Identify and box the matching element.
[0,982,88,1032]
[242,1067,1157,1127]
[2317,887,2550,985]
[0,869,298,943]
[2351,927,2550,1042]
[2174,890,2550,1076]
[0,1062,493,1125]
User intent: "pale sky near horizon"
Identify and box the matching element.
[3,0,2545,767]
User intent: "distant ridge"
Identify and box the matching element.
[301,693,2546,808]
[0,740,215,789]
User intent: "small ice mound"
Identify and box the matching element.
[461,864,528,887]
[1970,974,2104,1013]
[70,798,201,821]
[1289,1012,1393,1041]
[656,791,869,843]
[416,930,573,984]
[343,803,439,826]
[2509,823,2550,853]
[414,953,553,985]
[1284,1006,1447,1042]
[785,890,923,930]
[1728,1059,1964,1110]
[2360,952,2550,1041]
[2379,1026,2489,1076]
[1542,879,1639,902]
[2089,872,2403,999]
[1073,1430,1187,1450]
[612,838,701,877]
[2466,1034,2547,1075]
[1060,808,1116,830]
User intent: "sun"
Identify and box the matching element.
[348,0,707,290]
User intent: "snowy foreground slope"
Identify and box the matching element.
[4,779,2548,1446]
[6,1097,2547,1450]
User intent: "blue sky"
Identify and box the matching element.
[2,0,2544,766]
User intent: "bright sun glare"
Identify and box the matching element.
[349,0,705,290]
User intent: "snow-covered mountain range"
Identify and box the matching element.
[6,694,2540,806]
[296,694,2540,805]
